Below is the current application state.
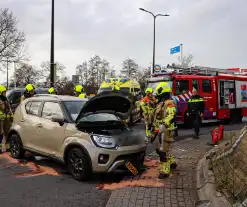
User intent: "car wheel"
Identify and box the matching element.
[67,148,91,181]
[9,134,26,159]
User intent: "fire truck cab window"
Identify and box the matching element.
[202,80,212,93]
[192,80,199,91]
[175,80,189,95]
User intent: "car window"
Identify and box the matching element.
[202,80,212,93]
[36,89,49,94]
[175,80,189,95]
[25,102,32,113]
[63,101,87,121]
[79,113,119,122]
[42,102,63,119]
[192,80,199,92]
[8,91,22,104]
[26,101,42,116]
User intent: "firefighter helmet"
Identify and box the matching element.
[156,82,172,95]
[25,84,35,92]
[48,87,56,94]
[145,88,153,94]
[0,85,7,95]
[75,85,83,93]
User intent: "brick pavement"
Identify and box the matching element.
[105,136,212,207]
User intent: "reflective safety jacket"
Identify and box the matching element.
[78,93,87,98]
[154,98,177,131]
[0,96,13,121]
[187,95,205,115]
[140,95,156,116]
[135,100,141,111]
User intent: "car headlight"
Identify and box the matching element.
[91,134,116,149]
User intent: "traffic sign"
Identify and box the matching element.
[154,65,161,72]
[170,45,181,54]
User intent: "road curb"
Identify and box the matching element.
[195,148,231,207]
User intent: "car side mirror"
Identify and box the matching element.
[51,115,64,126]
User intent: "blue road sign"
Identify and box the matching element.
[170,45,181,54]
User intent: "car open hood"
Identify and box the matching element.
[75,92,133,123]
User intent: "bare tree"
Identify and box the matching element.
[0,8,25,64]
[76,61,87,84]
[40,61,65,86]
[121,58,138,78]
[9,63,41,87]
[136,66,151,91]
[177,54,194,66]
[55,76,74,95]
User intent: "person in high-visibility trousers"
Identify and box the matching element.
[21,84,36,102]
[48,87,57,94]
[140,88,156,140]
[152,82,177,179]
[75,85,87,98]
[0,85,13,153]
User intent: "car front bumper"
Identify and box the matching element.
[90,145,147,173]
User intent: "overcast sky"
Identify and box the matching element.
[1,0,247,82]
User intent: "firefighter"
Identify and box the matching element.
[152,82,177,179]
[140,88,156,139]
[48,87,57,94]
[0,85,13,153]
[75,85,87,98]
[186,88,205,139]
[21,84,36,102]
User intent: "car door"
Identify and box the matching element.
[20,100,43,150]
[8,90,22,113]
[199,78,216,119]
[37,101,66,156]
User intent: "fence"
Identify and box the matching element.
[210,127,247,205]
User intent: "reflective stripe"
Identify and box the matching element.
[0,112,5,120]
[188,98,204,103]
[79,93,86,98]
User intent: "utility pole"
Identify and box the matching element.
[50,0,55,87]
[139,8,169,74]
[180,44,183,65]
[6,57,9,90]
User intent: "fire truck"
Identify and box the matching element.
[146,64,247,125]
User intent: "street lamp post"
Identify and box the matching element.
[50,0,55,87]
[139,8,169,74]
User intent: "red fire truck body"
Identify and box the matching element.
[146,65,247,125]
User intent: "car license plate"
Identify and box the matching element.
[125,161,138,176]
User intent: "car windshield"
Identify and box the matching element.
[78,113,119,122]
[98,88,130,95]
[63,101,87,121]
[146,81,173,95]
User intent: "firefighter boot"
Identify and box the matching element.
[158,162,170,179]
[169,156,177,170]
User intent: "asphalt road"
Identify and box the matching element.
[0,120,246,207]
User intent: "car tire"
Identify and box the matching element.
[67,148,91,181]
[9,134,26,159]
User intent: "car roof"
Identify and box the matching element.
[29,94,88,102]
